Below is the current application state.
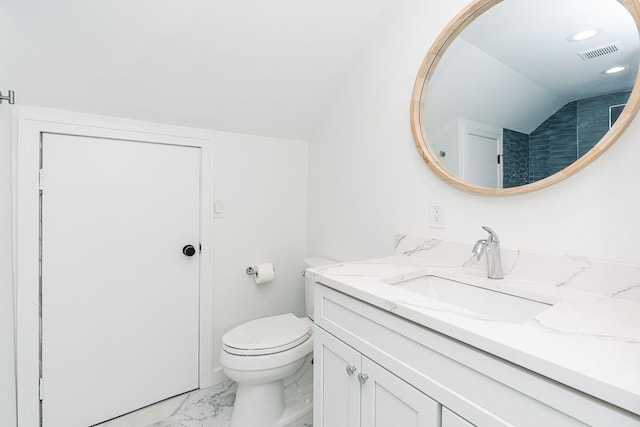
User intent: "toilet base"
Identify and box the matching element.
[228,355,314,427]
[230,381,283,427]
[229,381,312,427]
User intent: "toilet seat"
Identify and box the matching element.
[222,313,312,356]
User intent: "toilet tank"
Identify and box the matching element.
[304,257,335,320]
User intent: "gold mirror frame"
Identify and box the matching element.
[410,0,640,195]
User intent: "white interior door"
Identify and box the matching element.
[41,133,201,427]
[462,131,502,188]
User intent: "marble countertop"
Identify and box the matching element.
[308,236,640,415]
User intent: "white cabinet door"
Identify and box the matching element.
[314,327,362,427]
[314,326,441,427]
[442,408,475,427]
[41,133,201,427]
[361,357,440,427]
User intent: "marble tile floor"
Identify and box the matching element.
[97,380,313,427]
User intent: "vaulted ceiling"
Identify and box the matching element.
[0,0,393,139]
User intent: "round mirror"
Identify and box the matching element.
[411,0,640,195]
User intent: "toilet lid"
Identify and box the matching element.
[222,313,312,356]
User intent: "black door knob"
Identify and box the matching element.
[182,244,196,257]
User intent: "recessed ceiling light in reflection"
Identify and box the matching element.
[568,29,600,41]
[604,66,626,74]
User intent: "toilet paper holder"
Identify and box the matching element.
[246,265,276,275]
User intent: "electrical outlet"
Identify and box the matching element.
[429,202,445,229]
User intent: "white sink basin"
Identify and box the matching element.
[388,275,551,323]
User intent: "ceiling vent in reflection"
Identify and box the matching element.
[578,43,619,60]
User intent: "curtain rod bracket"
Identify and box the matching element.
[0,90,15,105]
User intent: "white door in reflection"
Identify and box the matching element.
[462,127,502,188]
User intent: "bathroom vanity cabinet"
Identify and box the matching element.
[315,326,472,426]
[313,283,640,427]
[315,326,439,426]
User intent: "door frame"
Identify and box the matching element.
[13,107,215,426]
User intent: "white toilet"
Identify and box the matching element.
[220,257,334,427]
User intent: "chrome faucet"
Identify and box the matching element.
[472,226,504,279]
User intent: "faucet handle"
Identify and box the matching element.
[481,226,500,243]
[471,239,486,260]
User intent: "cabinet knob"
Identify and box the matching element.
[358,373,369,384]
[346,365,357,376]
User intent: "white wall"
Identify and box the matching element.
[308,0,640,265]
[211,132,308,372]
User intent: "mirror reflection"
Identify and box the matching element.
[422,0,640,189]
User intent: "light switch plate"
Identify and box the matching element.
[213,200,224,218]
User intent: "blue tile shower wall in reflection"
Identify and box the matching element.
[503,129,529,187]
[577,92,630,156]
[502,90,630,188]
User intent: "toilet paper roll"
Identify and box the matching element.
[253,263,275,285]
